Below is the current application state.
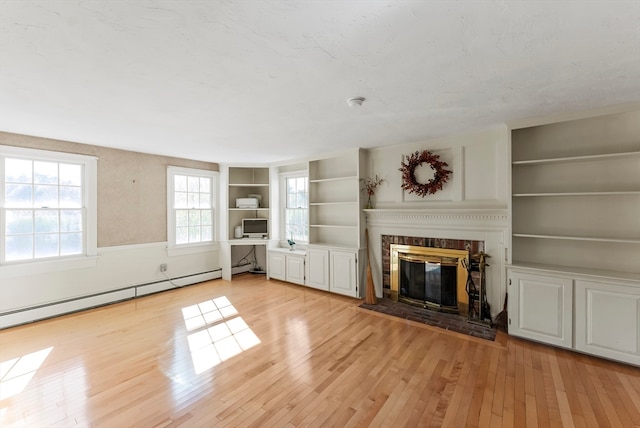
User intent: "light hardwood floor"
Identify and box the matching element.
[1,274,639,427]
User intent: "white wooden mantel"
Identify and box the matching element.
[363,208,509,318]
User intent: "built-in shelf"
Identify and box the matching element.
[228,183,269,186]
[508,262,640,282]
[512,233,640,244]
[307,149,363,249]
[511,110,640,275]
[310,224,357,228]
[309,201,357,206]
[513,191,640,197]
[512,150,640,165]
[309,175,358,183]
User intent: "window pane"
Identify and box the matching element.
[60,232,82,255]
[188,192,199,208]
[59,186,81,207]
[6,210,33,234]
[189,226,201,243]
[199,193,211,208]
[174,175,187,191]
[5,235,32,261]
[34,185,58,208]
[201,210,212,226]
[5,184,32,207]
[5,158,32,183]
[35,233,58,258]
[34,161,58,184]
[176,227,189,244]
[189,210,201,226]
[175,192,188,208]
[35,210,59,233]
[176,210,189,227]
[59,164,81,186]
[60,210,82,232]
[187,176,199,192]
[287,193,296,208]
[201,226,212,241]
[2,149,90,263]
[199,177,210,193]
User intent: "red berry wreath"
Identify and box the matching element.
[399,150,452,197]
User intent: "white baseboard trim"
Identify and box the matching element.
[0,269,222,329]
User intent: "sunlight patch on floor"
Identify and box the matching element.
[0,347,53,400]
[182,297,260,374]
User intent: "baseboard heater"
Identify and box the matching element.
[0,269,222,329]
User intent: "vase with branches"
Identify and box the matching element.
[361,175,387,209]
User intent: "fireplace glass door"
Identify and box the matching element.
[399,254,458,311]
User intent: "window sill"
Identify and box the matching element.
[0,256,99,279]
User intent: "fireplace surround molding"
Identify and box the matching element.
[364,208,508,318]
[364,208,508,229]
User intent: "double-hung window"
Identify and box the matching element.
[167,167,217,252]
[282,172,308,243]
[0,145,97,266]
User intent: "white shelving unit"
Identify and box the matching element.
[303,149,365,297]
[308,149,364,248]
[227,167,270,241]
[220,166,271,280]
[508,110,640,366]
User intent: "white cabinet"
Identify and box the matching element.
[508,269,573,349]
[329,250,358,297]
[508,110,640,365]
[268,251,286,281]
[306,248,329,291]
[285,253,305,285]
[305,248,359,297]
[575,279,640,366]
[268,249,305,285]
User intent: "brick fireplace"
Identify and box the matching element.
[364,208,507,318]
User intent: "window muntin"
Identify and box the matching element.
[283,175,308,243]
[168,167,217,247]
[1,145,96,266]
[3,159,84,261]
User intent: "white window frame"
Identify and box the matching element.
[280,171,309,245]
[167,166,218,256]
[0,145,98,277]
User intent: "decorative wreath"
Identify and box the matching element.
[399,150,452,197]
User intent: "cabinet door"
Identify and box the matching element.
[268,252,286,281]
[306,249,329,291]
[508,270,573,348]
[286,254,305,285]
[329,250,358,297]
[575,280,640,366]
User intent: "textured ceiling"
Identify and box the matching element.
[1,1,639,163]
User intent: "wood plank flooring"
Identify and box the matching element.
[1,274,638,427]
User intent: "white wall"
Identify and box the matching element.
[366,125,509,208]
[0,243,220,327]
